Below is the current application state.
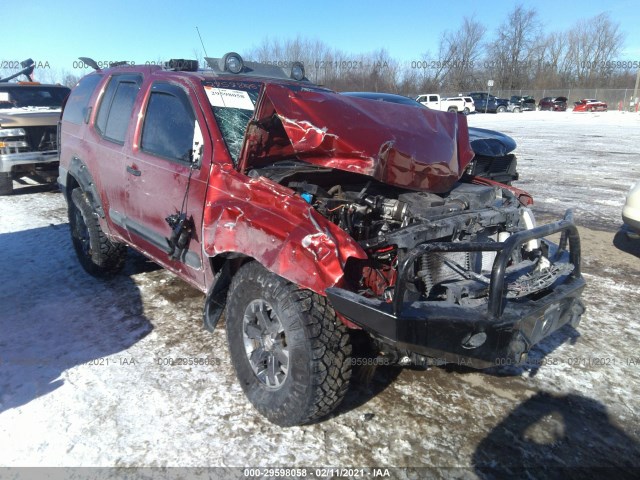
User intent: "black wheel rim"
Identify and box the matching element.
[242,299,289,388]
[71,205,91,257]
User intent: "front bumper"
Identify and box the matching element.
[327,214,585,368]
[622,209,640,233]
[0,150,58,173]
[622,185,640,233]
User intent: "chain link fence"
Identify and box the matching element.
[455,88,639,111]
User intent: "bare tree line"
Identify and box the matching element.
[0,4,632,95]
[243,6,632,95]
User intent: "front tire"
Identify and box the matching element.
[69,187,126,277]
[225,262,352,426]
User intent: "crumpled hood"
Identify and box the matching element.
[241,84,475,193]
[467,127,517,157]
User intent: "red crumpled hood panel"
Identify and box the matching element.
[240,84,475,193]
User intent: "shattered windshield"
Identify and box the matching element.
[203,81,262,164]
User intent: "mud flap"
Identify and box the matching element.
[203,262,231,332]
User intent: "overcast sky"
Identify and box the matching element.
[4,0,639,78]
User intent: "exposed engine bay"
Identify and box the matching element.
[250,161,575,309]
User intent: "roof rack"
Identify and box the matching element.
[73,53,308,82]
[204,52,307,81]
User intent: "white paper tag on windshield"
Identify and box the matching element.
[204,87,254,110]
[0,92,10,102]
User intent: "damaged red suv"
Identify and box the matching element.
[59,53,585,426]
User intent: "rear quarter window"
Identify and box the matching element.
[62,74,103,125]
[95,75,141,144]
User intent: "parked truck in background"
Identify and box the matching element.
[416,94,474,114]
[0,59,70,195]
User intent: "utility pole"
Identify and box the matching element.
[633,68,640,112]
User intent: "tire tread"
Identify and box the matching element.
[226,262,352,425]
[70,188,126,276]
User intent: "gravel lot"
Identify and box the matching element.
[1,110,639,478]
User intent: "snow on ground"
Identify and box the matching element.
[1,112,640,477]
[466,110,640,231]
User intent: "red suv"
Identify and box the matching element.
[58,54,586,426]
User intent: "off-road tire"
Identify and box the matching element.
[225,262,352,426]
[69,187,126,277]
[0,173,13,196]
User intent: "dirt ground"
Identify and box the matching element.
[1,111,639,478]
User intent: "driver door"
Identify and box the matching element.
[124,80,211,290]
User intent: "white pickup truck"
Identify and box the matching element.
[416,94,475,114]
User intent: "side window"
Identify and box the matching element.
[429,95,438,102]
[62,74,103,125]
[95,74,141,144]
[141,83,196,163]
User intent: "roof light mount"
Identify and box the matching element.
[204,52,308,82]
[290,61,306,81]
[219,52,244,74]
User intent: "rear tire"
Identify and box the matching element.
[463,107,470,115]
[0,173,13,196]
[69,187,126,277]
[225,262,352,426]
[497,106,506,113]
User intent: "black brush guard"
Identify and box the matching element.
[327,211,586,368]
